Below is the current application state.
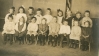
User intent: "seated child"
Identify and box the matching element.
[80,21,92,51]
[48,16,60,47]
[27,17,38,45]
[15,16,26,45]
[70,21,81,49]
[59,20,70,47]
[38,18,48,46]
[2,15,15,45]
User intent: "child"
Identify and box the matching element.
[57,9,64,25]
[72,12,82,26]
[15,16,26,45]
[34,8,43,24]
[5,7,16,23]
[2,15,15,45]
[81,21,92,51]
[48,16,60,47]
[27,7,34,24]
[27,17,38,45]
[38,18,48,46]
[70,21,81,49]
[59,20,70,47]
[15,6,27,23]
[43,8,53,24]
[62,10,73,27]
[81,10,92,28]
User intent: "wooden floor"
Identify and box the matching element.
[0,32,98,56]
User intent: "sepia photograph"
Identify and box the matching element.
[0,0,99,56]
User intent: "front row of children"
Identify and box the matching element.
[2,14,92,51]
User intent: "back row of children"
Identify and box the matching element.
[2,6,92,51]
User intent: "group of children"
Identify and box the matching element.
[2,6,93,51]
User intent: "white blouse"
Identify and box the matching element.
[43,15,53,24]
[59,25,70,34]
[15,13,27,23]
[34,15,43,24]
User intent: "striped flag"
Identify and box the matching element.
[65,0,72,18]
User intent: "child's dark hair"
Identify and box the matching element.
[18,6,25,13]
[57,9,63,16]
[47,8,51,12]
[28,7,34,11]
[8,14,13,19]
[41,18,47,22]
[84,10,90,14]
[76,11,81,15]
[10,6,15,12]
[84,21,90,26]
[37,8,42,12]
[31,17,37,21]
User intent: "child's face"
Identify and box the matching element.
[28,9,33,14]
[63,21,68,25]
[19,8,24,13]
[31,18,36,23]
[8,17,13,22]
[19,18,24,22]
[58,11,62,16]
[74,21,78,26]
[36,11,41,15]
[53,17,57,23]
[85,22,89,27]
[41,20,46,24]
[76,14,81,19]
[9,9,14,14]
[46,10,51,15]
[85,12,90,17]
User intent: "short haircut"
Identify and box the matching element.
[8,14,13,19]
[28,7,34,10]
[10,6,15,11]
[47,8,51,11]
[76,11,81,15]
[31,17,37,21]
[37,8,42,12]
[84,21,90,26]
[41,18,47,21]
[57,9,63,16]
[84,10,90,14]
[18,6,25,13]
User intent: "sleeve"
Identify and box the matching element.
[89,19,93,28]
[27,23,30,31]
[81,18,85,27]
[38,24,42,32]
[76,27,81,36]
[62,17,65,23]
[15,23,18,31]
[24,14,27,23]
[21,23,26,32]
[3,24,7,31]
[49,24,52,33]
[5,14,9,23]
[59,26,63,34]
[67,26,70,34]
[15,14,19,23]
[44,25,48,33]
[56,24,60,34]
[34,24,38,32]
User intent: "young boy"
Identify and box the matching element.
[2,15,15,45]
[81,21,92,51]
[48,16,60,47]
[38,18,48,46]
[27,17,38,45]
[70,21,81,49]
[43,8,53,24]
[81,10,92,28]
[59,20,70,47]
[15,16,26,45]
[34,8,43,24]
[27,7,34,24]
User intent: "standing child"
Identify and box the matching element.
[57,9,64,25]
[15,6,27,23]
[27,7,34,24]
[2,15,15,45]
[81,21,92,51]
[48,16,60,47]
[27,17,38,45]
[59,20,70,47]
[70,21,81,49]
[35,8,43,24]
[81,10,92,28]
[5,7,16,23]
[43,8,53,24]
[15,16,26,45]
[38,18,48,46]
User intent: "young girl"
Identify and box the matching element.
[34,8,43,24]
[62,10,73,27]
[27,7,34,24]
[70,21,81,49]
[81,21,92,51]
[43,8,53,24]
[59,20,70,47]
[72,12,82,26]
[57,9,64,25]
[2,15,15,45]
[81,10,92,28]
[15,6,27,23]
[15,16,26,45]
[27,17,38,45]
[38,18,48,46]
[5,7,15,23]
[48,16,60,47]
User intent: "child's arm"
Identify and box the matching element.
[67,26,70,34]
[76,27,81,36]
[21,23,26,32]
[15,23,18,31]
